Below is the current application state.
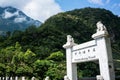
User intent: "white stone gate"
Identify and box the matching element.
[63,21,115,80]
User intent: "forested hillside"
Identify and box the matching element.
[0,7,120,79]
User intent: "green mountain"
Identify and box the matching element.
[0,7,120,78]
[40,7,120,71]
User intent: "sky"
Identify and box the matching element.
[0,0,120,22]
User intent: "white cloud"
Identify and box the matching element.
[88,0,103,5]
[88,0,110,5]
[23,0,62,22]
[14,17,26,23]
[112,3,120,8]
[0,0,63,22]
[2,10,19,19]
[2,9,27,23]
[0,0,30,9]
[106,0,110,4]
[118,3,120,7]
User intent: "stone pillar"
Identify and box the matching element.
[96,75,104,80]
[2,77,5,80]
[31,77,35,80]
[45,76,49,80]
[22,76,25,80]
[10,77,13,80]
[63,35,77,80]
[5,77,9,80]
[92,21,115,80]
[15,76,18,80]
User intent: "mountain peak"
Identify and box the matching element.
[0,6,42,34]
[4,6,17,12]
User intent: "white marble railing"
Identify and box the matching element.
[0,76,36,80]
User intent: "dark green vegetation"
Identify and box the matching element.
[0,7,120,79]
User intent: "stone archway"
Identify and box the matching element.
[63,21,115,80]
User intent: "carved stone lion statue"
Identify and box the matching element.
[67,35,74,43]
[96,21,107,32]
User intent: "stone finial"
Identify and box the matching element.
[92,21,109,39]
[10,77,13,80]
[63,35,77,48]
[96,75,104,80]
[31,77,35,80]
[45,76,49,80]
[15,76,18,80]
[22,76,25,80]
[6,77,9,80]
[67,35,74,43]
[96,21,107,32]
[64,75,70,80]
[2,77,4,80]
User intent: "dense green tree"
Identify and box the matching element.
[33,60,53,79]
[46,51,64,61]
[45,63,66,80]
[0,46,15,63]
[0,42,37,76]
[15,65,33,76]
[24,49,36,64]
[0,63,6,76]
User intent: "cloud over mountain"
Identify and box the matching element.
[0,0,63,22]
[0,6,42,34]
